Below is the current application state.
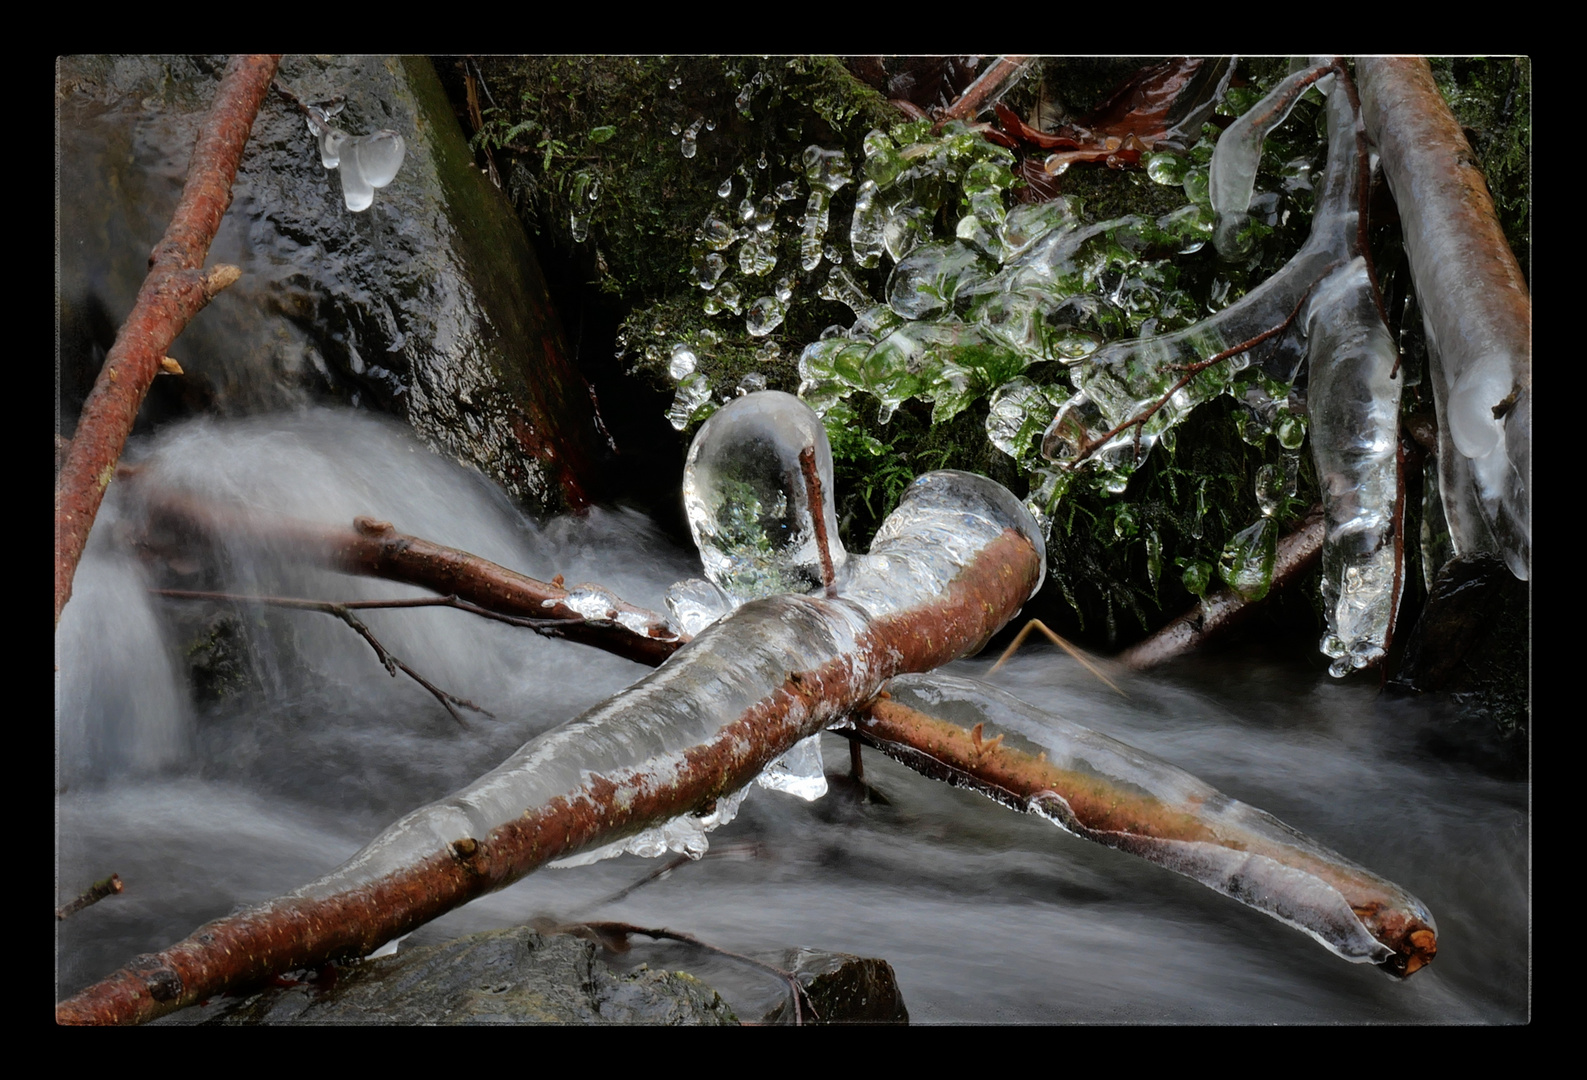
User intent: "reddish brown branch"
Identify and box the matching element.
[57,874,124,921]
[57,526,1041,1024]
[936,56,1030,125]
[798,447,838,598]
[55,55,280,627]
[848,694,1436,977]
[1117,505,1326,670]
[140,492,683,667]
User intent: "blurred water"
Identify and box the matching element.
[55,409,1527,1023]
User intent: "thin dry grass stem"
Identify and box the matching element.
[988,619,1125,697]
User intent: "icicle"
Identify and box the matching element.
[1306,258,1402,676]
[1210,59,1335,258]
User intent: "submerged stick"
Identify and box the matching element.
[853,677,1437,978]
[58,474,1043,1024]
[55,54,280,627]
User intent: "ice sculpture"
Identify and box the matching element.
[292,450,1043,895]
[1356,58,1530,582]
[306,104,406,213]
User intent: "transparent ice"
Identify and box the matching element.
[293,397,1045,886]
[305,106,406,214]
[884,673,1435,968]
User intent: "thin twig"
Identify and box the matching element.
[988,619,1125,697]
[57,874,123,921]
[936,56,1031,125]
[590,843,764,909]
[555,921,818,1026]
[1066,284,1315,469]
[152,590,493,727]
[798,446,838,598]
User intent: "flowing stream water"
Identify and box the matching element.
[55,408,1527,1023]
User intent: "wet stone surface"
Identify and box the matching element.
[152,927,738,1025]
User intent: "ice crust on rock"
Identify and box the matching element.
[885,673,1433,968]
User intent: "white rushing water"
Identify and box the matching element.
[55,408,1526,1022]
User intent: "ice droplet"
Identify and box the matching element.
[664,576,733,636]
[755,734,827,800]
[669,344,699,380]
[680,117,704,158]
[717,177,734,198]
[668,372,714,430]
[745,295,787,337]
[681,391,847,604]
[1219,517,1278,600]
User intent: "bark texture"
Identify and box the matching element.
[57,528,1040,1024]
[54,55,280,626]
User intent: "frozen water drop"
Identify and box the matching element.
[352,130,405,188]
[756,735,827,800]
[717,177,734,198]
[745,295,786,337]
[669,344,699,380]
[664,577,732,636]
[682,391,847,603]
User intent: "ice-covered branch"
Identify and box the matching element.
[1356,57,1530,582]
[55,55,279,627]
[853,677,1438,977]
[57,472,1044,1024]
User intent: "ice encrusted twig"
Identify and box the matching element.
[855,675,1438,977]
[1356,57,1530,582]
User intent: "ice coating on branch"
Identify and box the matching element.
[885,673,1434,969]
[1042,66,1363,493]
[664,576,734,637]
[1210,60,1334,258]
[1306,258,1402,676]
[292,449,1041,891]
[1355,59,1530,581]
[841,469,1047,611]
[682,391,848,604]
[305,105,406,213]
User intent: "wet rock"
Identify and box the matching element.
[57,55,600,513]
[152,927,737,1025]
[759,947,909,1025]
